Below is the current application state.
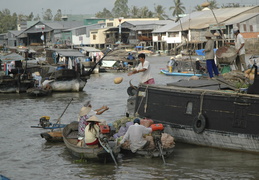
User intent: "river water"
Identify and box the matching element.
[1,55,259,180]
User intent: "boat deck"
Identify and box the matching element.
[167,78,236,91]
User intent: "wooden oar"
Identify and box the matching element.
[54,98,73,125]
[154,135,166,165]
[99,136,118,166]
[157,140,166,165]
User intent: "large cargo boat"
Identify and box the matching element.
[127,65,259,153]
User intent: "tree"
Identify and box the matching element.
[139,6,153,18]
[194,5,203,11]
[34,14,41,21]
[208,0,219,9]
[28,12,34,21]
[95,8,113,18]
[0,9,17,34]
[169,0,186,17]
[112,0,129,18]
[154,5,167,20]
[43,9,53,21]
[54,9,62,21]
[222,3,240,8]
[129,6,140,18]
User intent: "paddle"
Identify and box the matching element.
[54,98,73,125]
[99,136,118,166]
[157,140,166,165]
[154,135,166,165]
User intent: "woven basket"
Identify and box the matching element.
[216,46,237,64]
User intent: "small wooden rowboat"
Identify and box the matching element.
[160,69,203,77]
[62,121,120,162]
[40,131,63,142]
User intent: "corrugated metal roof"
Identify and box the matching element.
[9,30,24,36]
[224,13,259,25]
[124,20,171,26]
[24,21,84,33]
[78,47,101,52]
[64,23,105,31]
[54,49,86,57]
[0,53,25,62]
[163,6,258,32]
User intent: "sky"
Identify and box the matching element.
[1,0,259,17]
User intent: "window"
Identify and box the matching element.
[75,27,86,36]
[186,102,193,114]
[107,22,113,27]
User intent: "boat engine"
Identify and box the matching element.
[151,124,165,147]
[39,116,52,128]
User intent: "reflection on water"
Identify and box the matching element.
[1,56,259,179]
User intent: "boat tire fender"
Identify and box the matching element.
[127,86,138,96]
[193,114,206,134]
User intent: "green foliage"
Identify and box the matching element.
[54,9,62,21]
[0,9,17,33]
[43,9,53,21]
[112,0,129,18]
[169,0,186,17]
[154,5,167,20]
[235,82,249,88]
[95,8,113,18]
[112,116,135,132]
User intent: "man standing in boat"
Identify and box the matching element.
[203,31,219,79]
[128,53,155,84]
[226,27,247,72]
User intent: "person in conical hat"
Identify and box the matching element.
[78,101,109,139]
[202,31,219,79]
[84,115,101,146]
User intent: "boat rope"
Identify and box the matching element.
[199,91,206,116]
[144,85,149,113]
[135,85,149,115]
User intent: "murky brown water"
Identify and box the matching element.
[1,56,259,179]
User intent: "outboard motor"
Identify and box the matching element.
[39,116,52,128]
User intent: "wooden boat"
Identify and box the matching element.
[0,53,35,93]
[120,131,175,159]
[26,87,52,96]
[30,115,67,142]
[42,69,87,92]
[160,69,203,77]
[62,121,120,162]
[126,64,259,153]
[40,131,63,142]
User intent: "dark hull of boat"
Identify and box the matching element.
[63,122,120,162]
[130,84,259,153]
[0,79,34,93]
[40,131,63,142]
[27,87,52,96]
[120,147,174,158]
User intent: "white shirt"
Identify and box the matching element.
[235,33,245,55]
[121,123,152,153]
[136,60,153,83]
